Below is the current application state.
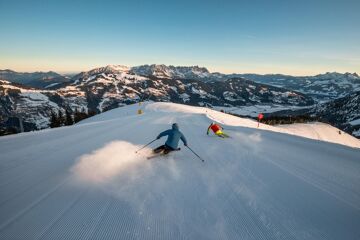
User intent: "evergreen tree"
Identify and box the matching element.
[73,108,80,123]
[58,109,65,126]
[65,109,74,126]
[88,110,97,118]
[74,108,88,123]
[73,107,98,124]
[49,111,59,128]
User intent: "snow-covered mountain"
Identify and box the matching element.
[0,102,359,240]
[2,66,359,101]
[239,72,360,101]
[0,66,313,132]
[310,91,360,137]
[262,90,360,138]
[133,64,359,102]
[0,80,62,130]
[72,65,131,81]
[129,66,360,101]
[69,66,312,110]
[2,65,360,137]
[131,64,212,80]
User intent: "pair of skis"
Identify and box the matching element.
[146,148,180,160]
[135,139,205,162]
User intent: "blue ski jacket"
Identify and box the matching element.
[157,123,187,149]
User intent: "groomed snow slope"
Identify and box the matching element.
[0,102,359,240]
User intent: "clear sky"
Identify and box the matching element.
[0,0,359,75]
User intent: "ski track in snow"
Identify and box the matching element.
[0,102,359,240]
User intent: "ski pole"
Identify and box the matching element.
[135,139,157,153]
[186,146,205,162]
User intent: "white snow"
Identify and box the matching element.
[107,65,130,72]
[275,122,360,147]
[147,88,165,97]
[83,75,97,83]
[122,85,141,95]
[0,102,359,239]
[168,86,178,93]
[0,83,24,91]
[93,77,113,84]
[349,118,360,126]
[217,104,312,118]
[223,91,242,102]
[16,92,60,129]
[178,93,190,103]
[20,92,50,102]
[191,86,207,96]
[97,97,110,112]
[353,129,360,137]
[44,82,60,89]
[58,86,85,97]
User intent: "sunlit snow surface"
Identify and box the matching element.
[0,102,359,240]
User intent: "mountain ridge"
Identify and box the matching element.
[1,64,359,137]
[2,65,358,88]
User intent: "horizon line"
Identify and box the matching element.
[0,64,358,77]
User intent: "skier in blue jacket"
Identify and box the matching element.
[154,123,188,154]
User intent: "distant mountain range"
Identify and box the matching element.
[2,65,359,101]
[0,64,359,137]
[310,90,360,137]
[0,69,71,88]
[238,72,360,101]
